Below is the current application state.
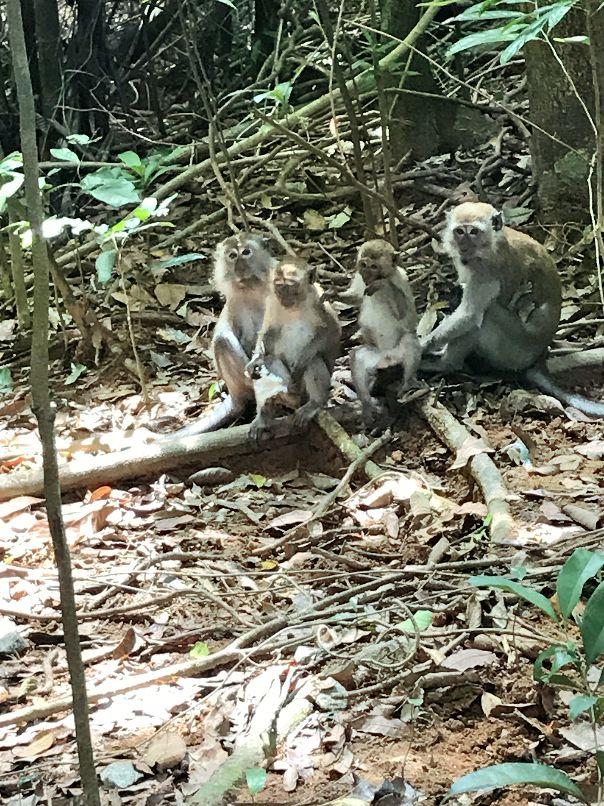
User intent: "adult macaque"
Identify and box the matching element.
[422,202,604,417]
[349,239,421,426]
[246,256,341,440]
[165,233,275,438]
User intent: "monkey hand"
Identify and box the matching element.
[419,334,445,356]
[377,350,401,370]
[292,402,318,431]
[249,414,271,444]
[245,356,264,380]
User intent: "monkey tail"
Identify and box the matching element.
[154,396,248,441]
[524,366,604,418]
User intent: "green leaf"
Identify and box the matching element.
[568,695,598,720]
[88,178,140,208]
[66,133,91,145]
[449,762,586,801]
[208,381,220,401]
[96,249,117,284]
[553,35,589,43]
[0,172,24,200]
[151,253,207,270]
[396,610,433,634]
[0,368,12,392]
[189,641,210,658]
[327,209,352,229]
[118,150,143,170]
[581,581,604,663]
[65,363,87,385]
[249,473,267,488]
[50,147,80,163]
[245,768,267,796]
[557,548,604,618]
[470,575,558,621]
[533,645,579,684]
[448,25,520,56]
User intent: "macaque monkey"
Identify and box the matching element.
[349,240,421,427]
[246,256,341,440]
[422,202,604,417]
[165,233,275,438]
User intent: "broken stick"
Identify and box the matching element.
[416,396,515,543]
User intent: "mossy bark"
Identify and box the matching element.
[379,0,456,160]
[524,10,596,223]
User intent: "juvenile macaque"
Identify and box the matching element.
[246,256,341,440]
[422,202,604,417]
[350,240,421,427]
[167,233,275,438]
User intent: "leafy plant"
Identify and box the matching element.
[448,0,581,65]
[449,547,604,803]
[80,149,178,209]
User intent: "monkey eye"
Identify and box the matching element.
[228,251,238,260]
[241,247,252,257]
[455,226,465,236]
[359,259,368,269]
[470,227,478,236]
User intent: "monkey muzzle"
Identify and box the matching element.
[274,285,300,307]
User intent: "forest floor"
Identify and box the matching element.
[1,78,604,803]
[0,260,603,805]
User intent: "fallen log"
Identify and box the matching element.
[0,422,293,501]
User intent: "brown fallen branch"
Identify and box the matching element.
[416,396,515,544]
[0,422,292,501]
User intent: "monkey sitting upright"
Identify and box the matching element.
[246,256,341,440]
[421,202,604,417]
[349,239,421,428]
[163,233,276,438]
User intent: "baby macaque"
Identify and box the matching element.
[422,202,604,417]
[246,256,341,440]
[350,239,421,427]
[166,233,275,438]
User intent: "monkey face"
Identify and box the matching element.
[221,234,269,286]
[357,241,396,287]
[445,204,504,264]
[272,259,311,308]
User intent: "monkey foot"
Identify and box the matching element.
[292,404,319,431]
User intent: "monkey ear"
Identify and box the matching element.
[491,211,504,232]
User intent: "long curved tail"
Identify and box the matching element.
[154,396,246,442]
[524,366,604,418]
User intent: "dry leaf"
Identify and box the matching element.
[267,510,313,529]
[13,729,58,759]
[451,436,494,470]
[441,648,497,671]
[143,732,187,770]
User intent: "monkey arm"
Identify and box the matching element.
[422,278,500,351]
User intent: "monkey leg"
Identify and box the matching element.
[292,357,331,430]
[420,331,478,374]
[350,346,390,426]
[392,333,422,390]
[474,304,551,372]
[214,332,254,412]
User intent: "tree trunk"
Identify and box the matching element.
[524,10,595,223]
[66,0,109,134]
[379,0,456,160]
[6,0,101,800]
[34,0,62,121]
